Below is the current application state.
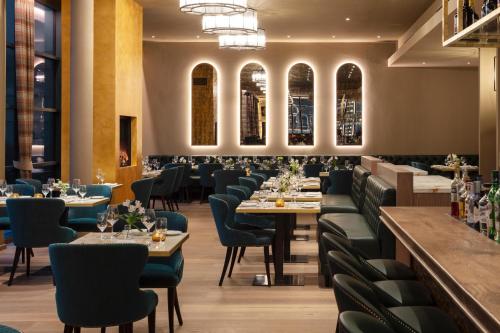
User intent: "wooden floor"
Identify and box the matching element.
[0,203,337,332]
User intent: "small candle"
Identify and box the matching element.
[275,198,285,208]
[152,231,162,242]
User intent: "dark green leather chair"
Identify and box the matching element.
[151,168,177,211]
[326,169,353,195]
[0,325,21,333]
[214,169,245,194]
[318,176,396,260]
[7,198,76,286]
[303,163,324,178]
[199,163,223,203]
[49,243,157,333]
[339,311,395,333]
[320,166,370,215]
[16,178,42,194]
[332,274,460,333]
[238,177,259,193]
[0,184,35,232]
[140,211,187,333]
[132,177,155,208]
[327,250,433,307]
[67,185,112,232]
[208,194,273,286]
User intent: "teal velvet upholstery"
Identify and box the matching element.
[199,163,223,202]
[132,177,155,208]
[214,169,245,194]
[339,311,396,333]
[16,178,42,194]
[49,243,158,329]
[226,185,251,201]
[303,163,323,178]
[252,172,268,181]
[238,177,258,193]
[67,185,112,232]
[0,325,21,333]
[12,184,35,196]
[224,188,274,230]
[332,274,460,333]
[249,173,265,187]
[151,168,178,211]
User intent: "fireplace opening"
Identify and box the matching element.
[120,116,132,167]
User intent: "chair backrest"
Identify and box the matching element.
[49,243,152,327]
[16,178,42,194]
[155,211,188,232]
[226,185,251,202]
[199,163,223,188]
[151,168,178,197]
[0,324,22,333]
[132,177,155,207]
[339,311,396,333]
[249,173,265,187]
[410,161,430,172]
[163,163,192,187]
[238,177,258,193]
[252,172,268,181]
[214,169,245,194]
[361,176,396,259]
[327,169,354,195]
[351,166,370,210]
[0,184,35,218]
[303,163,324,178]
[172,166,184,192]
[68,185,112,220]
[7,199,75,248]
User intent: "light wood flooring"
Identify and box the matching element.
[0,203,337,332]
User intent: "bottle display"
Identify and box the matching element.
[481,0,498,17]
[488,170,499,239]
[479,191,490,236]
[451,167,463,219]
[474,179,483,232]
[465,182,475,227]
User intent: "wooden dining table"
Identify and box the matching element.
[71,231,189,257]
[250,191,322,202]
[236,201,320,286]
[0,196,110,208]
[262,177,321,191]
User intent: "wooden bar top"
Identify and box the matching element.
[380,206,500,333]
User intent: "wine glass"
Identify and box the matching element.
[258,190,268,205]
[97,212,108,240]
[106,205,119,237]
[79,185,87,199]
[72,179,81,196]
[96,168,105,184]
[48,178,55,197]
[156,217,168,243]
[5,185,13,198]
[0,180,7,197]
[42,184,50,198]
[142,209,156,235]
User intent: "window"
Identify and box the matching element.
[288,63,314,146]
[5,0,61,182]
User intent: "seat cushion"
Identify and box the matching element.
[388,306,460,333]
[366,259,416,280]
[140,263,180,288]
[318,213,380,258]
[235,213,275,229]
[0,216,10,230]
[68,218,97,232]
[320,194,358,214]
[374,280,434,307]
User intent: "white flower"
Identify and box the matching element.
[128,205,135,213]
[138,207,145,215]
[134,200,142,208]
[123,199,131,207]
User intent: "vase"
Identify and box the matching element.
[123,225,131,239]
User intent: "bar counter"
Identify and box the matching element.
[380,207,500,333]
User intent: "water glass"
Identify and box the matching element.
[79,185,87,199]
[97,212,108,239]
[156,217,168,242]
[48,178,55,197]
[42,184,50,198]
[259,191,268,204]
[107,205,119,236]
[0,180,6,196]
[5,185,13,198]
[72,179,81,196]
[96,168,105,184]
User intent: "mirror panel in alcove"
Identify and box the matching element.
[240,63,266,145]
[336,63,362,146]
[191,63,218,146]
[288,63,314,146]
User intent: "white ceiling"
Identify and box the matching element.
[139,0,435,42]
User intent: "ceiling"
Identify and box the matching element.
[139,0,435,42]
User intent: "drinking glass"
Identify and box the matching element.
[72,179,81,196]
[143,209,156,235]
[173,156,179,163]
[97,212,108,240]
[258,191,268,204]
[156,217,168,243]
[0,180,7,196]
[48,178,55,197]
[5,185,13,198]
[96,168,105,184]
[106,205,119,237]
[79,185,87,199]
[42,184,50,198]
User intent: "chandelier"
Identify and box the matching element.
[202,8,258,34]
[219,29,266,50]
[179,0,248,15]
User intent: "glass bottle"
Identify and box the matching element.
[494,181,500,242]
[465,182,475,227]
[473,180,483,233]
[451,168,462,219]
[488,171,499,239]
[482,0,497,17]
[479,190,490,236]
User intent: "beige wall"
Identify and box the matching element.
[143,42,479,156]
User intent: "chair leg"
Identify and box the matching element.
[167,288,175,333]
[63,325,73,333]
[101,328,106,333]
[8,247,22,286]
[73,328,81,333]
[237,247,246,263]
[26,248,31,277]
[219,247,233,286]
[29,248,34,257]
[174,198,179,211]
[21,248,25,264]
[174,288,183,325]
[228,246,239,278]
[148,308,156,333]
[161,197,167,211]
[264,246,272,287]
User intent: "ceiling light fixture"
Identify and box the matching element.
[345,17,350,21]
[179,0,247,15]
[151,35,156,39]
[202,8,258,34]
[377,35,381,39]
[219,28,266,50]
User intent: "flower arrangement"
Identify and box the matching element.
[445,154,463,169]
[121,200,146,236]
[179,157,187,164]
[326,156,338,170]
[278,175,291,193]
[289,158,301,175]
[224,158,235,169]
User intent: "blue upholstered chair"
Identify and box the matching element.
[214,169,245,194]
[132,177,155,208]
[248,173,265,187]
[140,211,188,333]
[0,184,35,232]
[0,325,21,333]
[198,163,223,203]
[151,168,178,211]
[16,178,42,194]
[164,163,193,202]
[6,198,76,286]
[170,167,184,211]
[303,163,324,178]
[226,185,251,202]
[252,172,268,181]
[208,194,273,286]
[67,185,112,232]
[49,243,158,333]
[238,177,259,193]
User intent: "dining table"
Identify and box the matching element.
[262,177,321,191]
[0,195,110,208]
[250,191,322,202]
[142,170,162,178]
[71,230,189,257]
[236,200,320,286]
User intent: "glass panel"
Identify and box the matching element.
[6,0,14,45]
[191,63,218,146]
[6,47,16,110]
[288,63,314,146]
[34,56,56,109]
[33,111,56,163]
[34,2,55,54]
[240,63,266,145]
[336,63,362,146]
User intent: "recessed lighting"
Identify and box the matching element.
[467,61,471,65]
[151,35,156,39]
[422,61,426,65]
[377,35,381,39]
[332,35,336,39]
[287,35,291,39]
[196,35,200,39]
[345,17,350,21]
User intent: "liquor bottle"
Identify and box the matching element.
[488,171,499,239]
[494,183,500,242]
[482,0,498,17]
[459,179,468,221]
[474,180,484,233]
[451,168,461,218]
[479,191,490,236]
[465,182,475,227]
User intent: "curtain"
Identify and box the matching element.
[14,0,34,178]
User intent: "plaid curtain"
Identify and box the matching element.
[15,0,34,178]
